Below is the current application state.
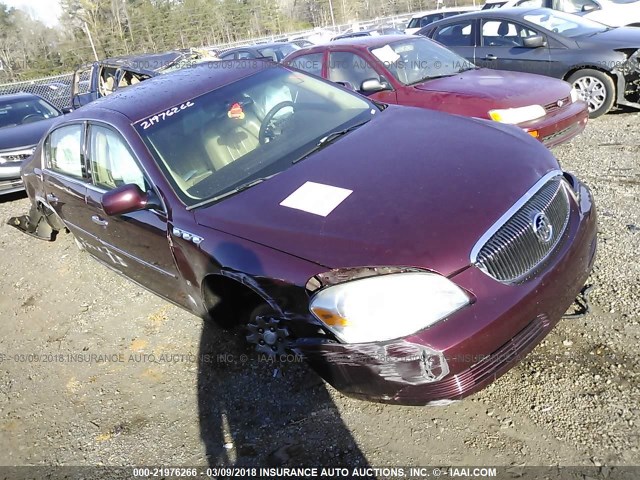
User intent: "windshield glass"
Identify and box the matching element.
[0,96,60,129]
[257,44,300,61]
[524,9,609,37]
[370,37,475,85]
[135,67,374,207]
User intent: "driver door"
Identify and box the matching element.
[82,123,182,300]
[475,19,551,75]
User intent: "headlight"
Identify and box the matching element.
[309,272,470,344]
[488,105,546,124]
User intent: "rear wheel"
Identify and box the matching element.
[567,69,615,119]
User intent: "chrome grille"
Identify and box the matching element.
[544,96,571,113]
[473,174,571,283]
[3,153,31,162]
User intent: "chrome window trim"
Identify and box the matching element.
[469,169,564,265]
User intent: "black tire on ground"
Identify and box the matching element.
[567,69,616,119]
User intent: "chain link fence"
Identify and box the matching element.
[0,73,75,111]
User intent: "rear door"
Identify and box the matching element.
[42,122,116,266]
[475,18,551,75]
[82,123,180,299]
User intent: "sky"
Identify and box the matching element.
[3,0,62,27]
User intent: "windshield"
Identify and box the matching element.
[0,97,60,129]
[257,44,300,62]
[135,67,374,207]
[370,37,475,85]
[524,9,609,37]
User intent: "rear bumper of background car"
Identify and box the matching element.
[298,174,597,405]
[520,101,589,148]
[0,163,24,195]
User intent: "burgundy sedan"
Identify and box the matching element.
[284,35,588,148]
[11,61,596,405]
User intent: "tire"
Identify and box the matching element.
[567,69,615,119]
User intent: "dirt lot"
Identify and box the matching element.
[0,111,638,471]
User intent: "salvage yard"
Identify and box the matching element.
[0,110,638,468]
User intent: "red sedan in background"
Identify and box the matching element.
[285,35,588,147]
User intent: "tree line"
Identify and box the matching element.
[1,0,460,82]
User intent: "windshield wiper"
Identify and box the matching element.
[188,174,278,210]
[293,119,371,164]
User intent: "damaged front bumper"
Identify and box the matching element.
[296,177,597,405]
[614,50,640,109]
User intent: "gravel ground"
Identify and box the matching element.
[0,111,638,471]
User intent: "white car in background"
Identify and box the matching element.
[482,0,640,27]
[405,6,480,34]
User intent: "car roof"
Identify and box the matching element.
[98,50,186,73]
[328,34,422,47]
[64,60,277,123]
[0,92,44,103]
[224,42,296,52]
[432,6,542,20]
[410,6,478,18]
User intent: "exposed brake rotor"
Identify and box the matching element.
[246,315,289,357]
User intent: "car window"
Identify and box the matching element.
[135,67,374,207]
[481,20,539,47]
[370,37,475,85]
[99,66,118,96]
[523,8,608,36]
[220,52,235,60]
[258,44,299,62]
[237,51,253,59]
[557,0,599,13]
[0,96,60,129]
[421,14,444,27]
[516,0,545,5]
[48,124,84,179]
[328,52,380,91]
[89,125,146,191]
[433,21,475,47]
[288,53,324,77]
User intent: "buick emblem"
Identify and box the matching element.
[533,212,553,243]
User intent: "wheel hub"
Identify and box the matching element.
[573,76,606,112]
[246,315,289,357]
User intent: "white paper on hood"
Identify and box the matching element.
[280,181,353,217]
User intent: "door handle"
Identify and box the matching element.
[91,215,108,227]
[46,193,58,204]
[484,54,498,60]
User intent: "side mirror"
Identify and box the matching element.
[522,35,546,48]
[582,4,597,12]
[102,183,152,216]
[360,78,390,93]
[61,106,73,114]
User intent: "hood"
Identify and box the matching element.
[575,27,640,49]
[193,106,560,276]
[412,68,571,107]
[0,117,58,152]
